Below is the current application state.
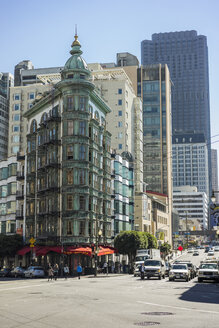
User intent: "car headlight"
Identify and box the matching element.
[156,269,160,273]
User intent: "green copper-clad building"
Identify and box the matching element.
[24,35,112,256]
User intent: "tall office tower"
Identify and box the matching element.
[211,149,219,202]
[140,64,172,195]
[172,133,209,197]
[139,64,172,240]
[0,73,14,159]
[141,31,211,195]
[14,60,34,86]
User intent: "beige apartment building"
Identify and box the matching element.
[8,84,53,156]
[88,64,150,233]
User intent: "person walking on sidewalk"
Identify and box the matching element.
[53,263,59,281]
[77,263,82,279]
[63,264,69,280]
[48,264,54,281]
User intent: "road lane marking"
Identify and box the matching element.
[137,301,219,315]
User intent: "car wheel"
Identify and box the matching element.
[169,278,172,281]
[147,276,149,280]
[198,278,203,283]
[186,276,189,282]
[134,274,136,277]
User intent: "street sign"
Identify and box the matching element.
[29,237,36,244]
[30,244,35,248]
[178,246,183,251]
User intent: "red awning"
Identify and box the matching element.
[17,247,31,255]
[64,246,92,256]
[97,246,116,256]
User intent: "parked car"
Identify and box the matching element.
[214,246,219,252]
[144,259,166,280]
[193,250,199,256]
[200,245,205,249]
[24,266,45,278]
[0,268,11,277]
[169,264,190,282]
[10,267,25,278]
[187,248,194,253]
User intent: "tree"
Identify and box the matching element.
[160,242,171,259]
[114,231,148,267]
[144,232,158,249]
[0,234,23,259]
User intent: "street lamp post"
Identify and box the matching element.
[94,228,102,277]
[185,211,189,247]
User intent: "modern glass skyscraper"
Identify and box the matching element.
[141,31,211,192]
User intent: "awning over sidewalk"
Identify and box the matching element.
[17,247,31,255]
[17,245,117,257]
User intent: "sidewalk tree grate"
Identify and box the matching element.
[134,322,160,326]
[141,312,174,316]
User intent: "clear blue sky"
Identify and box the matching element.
[1,0,219,155]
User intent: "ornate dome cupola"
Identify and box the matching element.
[59,32,93,87]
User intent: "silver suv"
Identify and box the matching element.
[169,264,190,282]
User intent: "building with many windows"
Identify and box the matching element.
[0,73,13,159]
[8,84,53,156]
[113,152,134,234]
[211,149,219,202]
[173,186,208,230]
[141,30,211,196]
[172,133,209,198]
[138,64,172,242]
[23,35,113,254]
[0,156,18,234]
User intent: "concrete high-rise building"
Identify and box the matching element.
[141,30,211,195]
[172,133,209,198]
[173,186,208,230]
[0,73,14,160]
[211,149,219,202]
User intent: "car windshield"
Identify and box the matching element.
[200,264,217,269]
[144,261,161,266]
[172,265,187,270]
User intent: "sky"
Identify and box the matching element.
[1,0,219,158]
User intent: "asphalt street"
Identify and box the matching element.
[0,250,218,328]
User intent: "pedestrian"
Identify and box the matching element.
[53,263,59,281]
[139,263,145,280]
[103,262,108,274]
[48,264,54,281]
[63,264,69,280]
[77,263,82,279]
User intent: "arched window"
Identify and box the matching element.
[30,120,37,133]
[40,113,48,124]
[94,111,100,122]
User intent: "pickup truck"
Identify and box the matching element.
[198,262,219,282]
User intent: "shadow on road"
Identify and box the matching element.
[179,282,219,304]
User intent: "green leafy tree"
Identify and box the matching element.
[144,232,158,249]
[160,242,171,258]
[0,234,23,259]
[114,231,148,267]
